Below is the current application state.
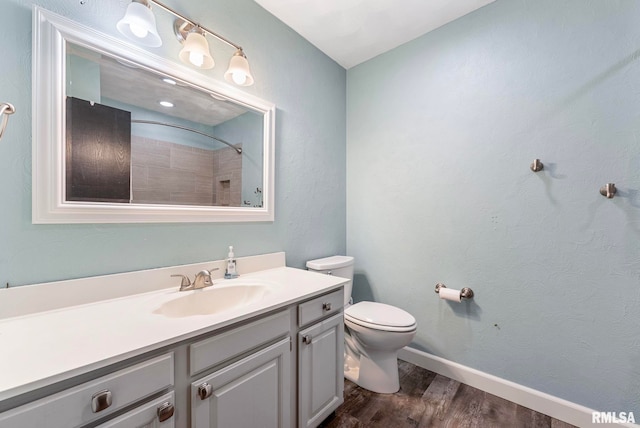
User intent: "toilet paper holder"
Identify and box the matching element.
[435,283,474,299]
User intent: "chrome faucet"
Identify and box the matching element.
[171,268,219,291]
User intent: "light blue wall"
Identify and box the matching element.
[67,54,101,101]
[347,0,639,414]
[0,0,346,285]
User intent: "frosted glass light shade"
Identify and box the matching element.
[116,1,162,48]
[179,32,215,69]
[224,50,254,86]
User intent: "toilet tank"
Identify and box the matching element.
[306,255,354,307]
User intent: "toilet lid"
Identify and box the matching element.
[345,302,416,329]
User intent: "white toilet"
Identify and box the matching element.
[306,255,417,394]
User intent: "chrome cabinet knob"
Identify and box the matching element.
[91,390,112,413]
[157,402,175,422]
[198,382,213,400]
[302,335,313,345]
[322,302,332,312]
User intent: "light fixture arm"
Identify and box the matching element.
[148,0,243,51]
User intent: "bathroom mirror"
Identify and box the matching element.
[32,7,275,223]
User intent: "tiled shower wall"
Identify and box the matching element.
[131,136,242,206]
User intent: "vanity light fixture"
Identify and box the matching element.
[178,27,215,69]
[117,0,255,86]
[116,0,162,48]
[224,49,254,86]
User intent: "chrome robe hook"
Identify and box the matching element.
[530,159,544,172]
[599,183,616,199]
[0,103,16,141]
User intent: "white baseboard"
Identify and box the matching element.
[398,347,638,428]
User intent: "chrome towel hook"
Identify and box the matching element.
[600,183,616,199]
[0,103,16,141]
[530,159,544,172]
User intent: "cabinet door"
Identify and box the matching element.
[298,313,344,428]
[191,338,291,428]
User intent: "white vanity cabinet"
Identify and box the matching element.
[297,290,345,428]
[0,280,346,428]
[186,289,344,428]
[0,353,175,428]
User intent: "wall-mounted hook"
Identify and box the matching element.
[530,159,544,172]
[0,103,16,141]
[599,183,616,199]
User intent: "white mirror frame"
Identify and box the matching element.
[32,7,275,223]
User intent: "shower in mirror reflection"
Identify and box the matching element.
[116,0,254,86]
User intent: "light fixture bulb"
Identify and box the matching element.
[116,1,162,47]
[129,24,149,38]
[231,72,247,85]
[224,49,254,86]
[189,51,205,67]
[178,31,214,69]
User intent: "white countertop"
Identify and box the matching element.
[0,264,347,402]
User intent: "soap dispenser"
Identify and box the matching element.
[224,246,239,279]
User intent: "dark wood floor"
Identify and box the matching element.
[320,360,577,428]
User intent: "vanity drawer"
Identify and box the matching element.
[298,289,343,327]
[96,391,175,428]
[0,353,174,428]
[190,310,290,376]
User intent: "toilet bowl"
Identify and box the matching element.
[306,256,417,394]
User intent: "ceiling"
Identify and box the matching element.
[254,0,496,69]
[68,44,249,127]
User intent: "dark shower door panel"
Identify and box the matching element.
[66,97,131,203]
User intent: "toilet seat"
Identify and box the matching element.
[345,302,416,332]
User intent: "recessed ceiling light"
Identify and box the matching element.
[162,78,177,85]
[159,101,174,107]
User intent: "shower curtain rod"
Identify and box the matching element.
[131,119,242,154]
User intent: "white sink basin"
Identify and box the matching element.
[155,280,278,318]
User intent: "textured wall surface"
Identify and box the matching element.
[0,0,346,285]
[347,0,640,415]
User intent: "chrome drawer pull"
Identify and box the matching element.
[322,302,332,312]
[157,402,175,422]
[302,335,313,345]
[198,382,213,400]
[91,390,112,413]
